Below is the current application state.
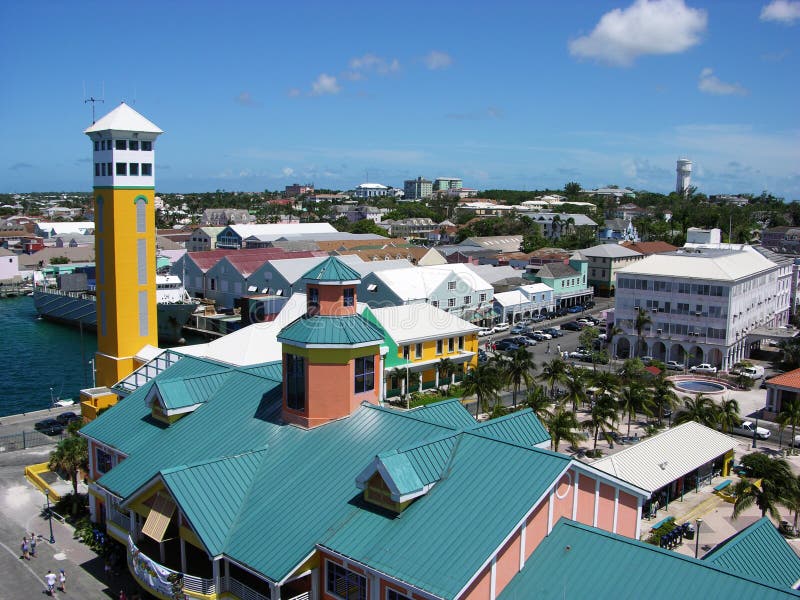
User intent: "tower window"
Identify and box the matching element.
[138,290,149,337]
[286,354,306,411]
[307,287,319,315]
[142,141,152,151]
[129,163,139,176]
[354,356,374,394]
[115,140,127,150]
[94,141,99,152]
[129,140,139,151]
[135,197,147,233]
[142,163,152,176]
[137,239,147,285]
[343,288,354,307]
[107,162,112,175]
[116,162,127,176]
[95,163,100,176]
[101,163,106,177]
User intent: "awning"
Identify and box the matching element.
[141,493,176,542]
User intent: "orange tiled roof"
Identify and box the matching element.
[765,368,800,389]
[620,241,677,255]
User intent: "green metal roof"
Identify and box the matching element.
[155,372,232,411]
[301,256,361,283]
[470,409,550,447]
[408,398,476,429]
[703,517,800,590]
[498,520,800,600]
[320,435,570,599]
[277,314,384,347]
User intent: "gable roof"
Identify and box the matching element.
[621,241,678,255]
[702,517,800,589]
[765,368,800,390]
[301,256,361,283]
[84,102,163,134]
[499,519,800,599]
[367,303,479,344]
[579,244,642,258]
[536,262,578,279]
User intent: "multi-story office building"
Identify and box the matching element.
[403,176,433,200]
[433,176,462,191]
[613,246,791,370]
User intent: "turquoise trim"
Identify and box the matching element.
[92,186,156,190]
[133,194,148,205]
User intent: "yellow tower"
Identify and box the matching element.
[84,103,163,387]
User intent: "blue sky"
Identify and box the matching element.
[1,0,798,199]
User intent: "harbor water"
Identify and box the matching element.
[0,295,97,417]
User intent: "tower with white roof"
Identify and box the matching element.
[84,103,163,387]
[676,158,692,196]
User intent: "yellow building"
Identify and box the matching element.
[84,103,163,387]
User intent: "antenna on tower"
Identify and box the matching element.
[84,82,105,124]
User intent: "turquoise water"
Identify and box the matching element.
[0,295,97,417]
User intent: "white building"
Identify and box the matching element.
[215,223,337,249]
[35,221,95,238]
[353,183,391,199]
[493,283,555,323]
[676,158,692,195]
[613,246,791,370]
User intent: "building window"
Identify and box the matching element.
[96,448,113,474]
[94,163,100,176]
[135,197,147,233]
[100,163,106,176]
[448,281,456,290]
[479,293,487,303]
[344,288,355,307]
[138,290,149,337]
[142,141,152,151]
[458,336,464,350]
[94,141,99,152]
[307,287,319,315]
[137,239,147,285]
[286,354,305,411]
[415,343,423,359]
[436,339,443,355]
[326,562,366,600]
[129,163,139,176]
[115,139,127,150]
[387,591,412,600]
[129,140,139,151]
[142,163,152,176]
[403,345,410,360]
[431,300,439,308]
[106,162,112,175]
[116,162,127,176]
[448,297,456,308]
[99,291,107,336]
[448,337,454,352]
[354,356,374,394]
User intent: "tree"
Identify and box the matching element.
[778,396,800,455]
[617,384,652,437]
[716,397,741,434]
[563,366,588,412]
[634,308,652,357]
[436,358,456,393]
[564,181,582,197]
[349,219,389,236]
[732,455,795,521]
[650,374,679,426]
[579,326,600,369]
[461,362,502,419]
[774,338,800,372]
[538,357,568,397]
[524,385,553,423]
[673,394,718,428]
[48,433,88,515]
[502,347,536,409]
[545,407,581,452]
[581,394,618,451]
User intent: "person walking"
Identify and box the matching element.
[546,343,551,354]
[45,570,57,596]
[21,537,30,560]
[29,532,37,557]
[58,569,66,592]
[557,344,561,355]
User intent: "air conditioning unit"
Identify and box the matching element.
[695,312,702,316]
[634,306,639,311]
[656,328,663,334]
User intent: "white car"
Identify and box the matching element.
[690,363,718,374]
[732,421,770,440]
[477,328,492,337]
[492,323,510,333]
[665,360,683,371]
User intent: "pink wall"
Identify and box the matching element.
[576,475,596,525]
[462,564,491,600]
[495,533,522,593]
[524,499,549,557]
[551,473,574,525]
[617,491,639,537]
[597,483,616,532]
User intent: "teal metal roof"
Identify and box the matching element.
[277,314,384,346]
[703,517,800,589]
[408,398,476,429]
[155,372,232,411]
[470,409,550,446]
[320,435,570,599]
[498,520,800,600]
[378,452,426,496]
[302,256,361,283]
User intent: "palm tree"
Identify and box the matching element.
[591,370,619,406]
[563,366,588,412]
[545,407,581,452]
[617,384,652,437]
[436,357,456,393]
[778,396,800,455]
[581,394,617,451]
[538,357,567,398]
[673,394,718,428]
[715,397,741,434]
[634,307,652,358]
[524,385,553,423]
[461,362,502,419]
[48,434,88,515]
[503,347,536,409]
[650,374,679,426]
[732,456,794,521]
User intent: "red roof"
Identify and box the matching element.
[620,241,677,255]
[186,248,322,272]
[645,366,662,376]
[765,368,800,390]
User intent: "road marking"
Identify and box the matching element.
[0,538,48,583]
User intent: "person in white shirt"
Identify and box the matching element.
[44,570,57,595]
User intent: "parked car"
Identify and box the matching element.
[561,321,583,331]
[567,305,583,313]
[531,314,547,323]
[492,322,510,333]
[510,324,527,334]
[569,350,591,360]
[690,363,718,374]
[56,411,81,426]
[478,350,488,364]
[512,336,536,347]
[34,419,64,436]
[495,340,520,352]
[477,328,492,337]
[556,308,568,317]
[665,360,683,371]
[731,421,770,440]
[543,328,563,338]
[584,300,595,309]
[731,365,765,380]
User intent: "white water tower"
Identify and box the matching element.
[676,158,692,195]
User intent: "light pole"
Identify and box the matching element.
[45,489,55,543]
[694,518,702,558]
[752,417,758,449]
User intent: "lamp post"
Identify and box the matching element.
[694,518,702,558]
[752,416,758,449]
[45,489,55,543]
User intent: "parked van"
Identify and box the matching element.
[736,365,765,380]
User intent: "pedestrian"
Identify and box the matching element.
[546,343,551,354]
[45,570,57,596]
[58,569,66,592]
[29,532,37,557]
[120,590,128,600]
[557,344,561,354]
[492,342,497,352]
[21,537,30,560]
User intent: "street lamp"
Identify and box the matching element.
[694,518,702,558]
[752,416,758,449]
[45,489,55,543]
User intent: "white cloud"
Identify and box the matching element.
[282,167,295,177]
[310,74,341,96]
[234,91,258,107]
[569,0,707,66]
[698,68,748,95]
[761,0,800,24]
[348,53,400,75]
[287,88,301,98]
[423,50,453,70]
